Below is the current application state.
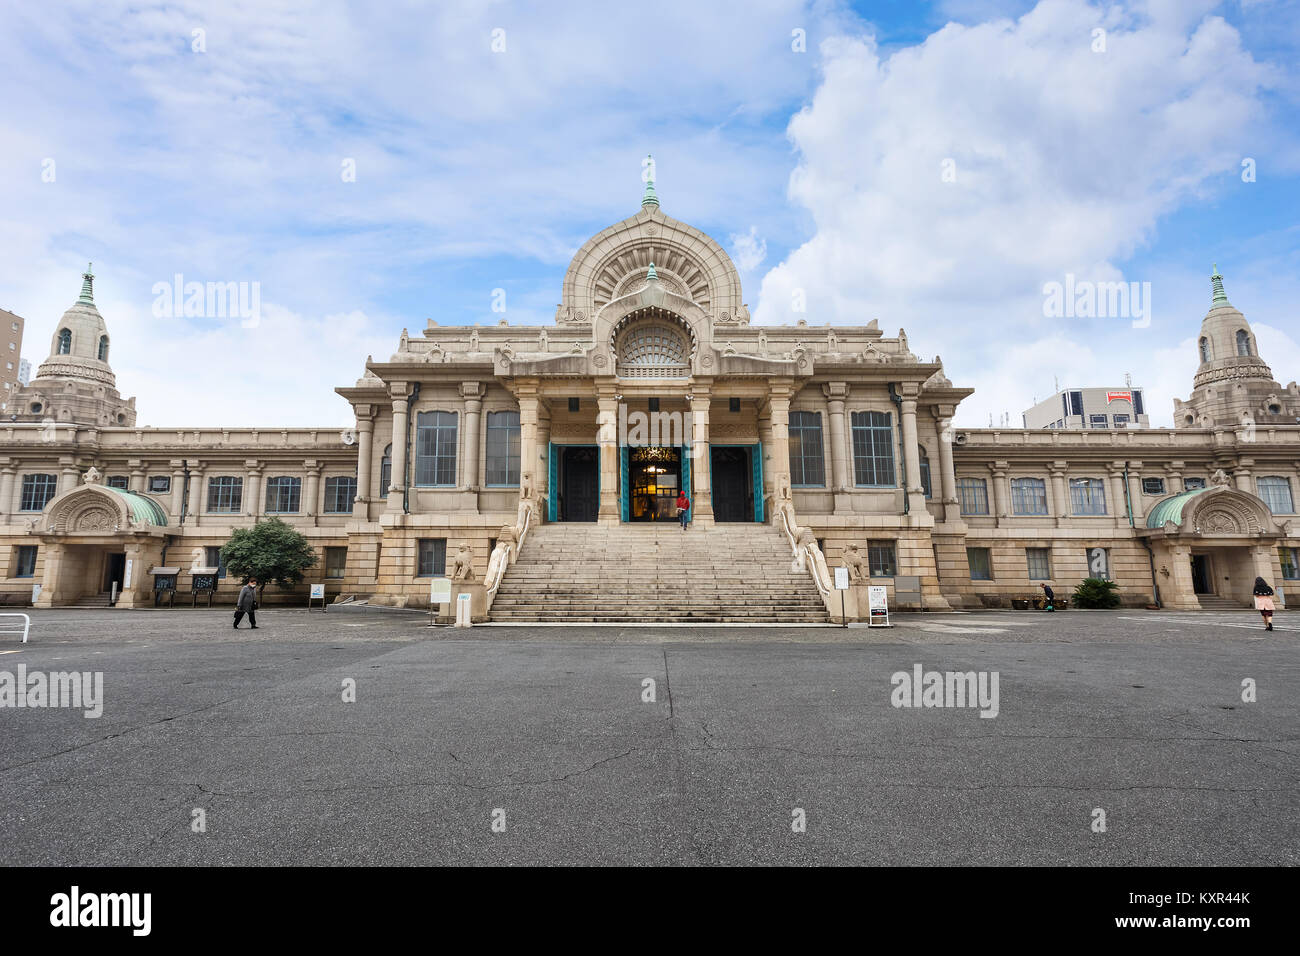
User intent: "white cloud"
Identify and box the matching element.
[729,226,769,272]
[753,0,1298,426]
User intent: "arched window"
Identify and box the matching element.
[617,323,689,377]
[1235,329,1251,356]
[98,335,109,361]
[57,329,71,355]
[1198,337,1211,363]
[380,444,392,493]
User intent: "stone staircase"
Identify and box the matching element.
[490,523,831,623]
[1196,594,1246,610]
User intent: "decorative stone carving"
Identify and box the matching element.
[842,543,869,581]
[1210,468,1232,487]
[72,506,115,532]
[449,541,476,581]
[1200,509,1242,535]
[82,466,101,484]
[190,547,206,571]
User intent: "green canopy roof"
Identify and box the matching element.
[106,486,168,527]
[1145,487,1210,529]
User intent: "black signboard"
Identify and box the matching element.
[192,574,219,592]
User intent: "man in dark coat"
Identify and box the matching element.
[234,578,259,629]
[1040,582,1055,612]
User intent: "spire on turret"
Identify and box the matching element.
[1211,263,1229,306]
[642,154,659,209]
[78,262,95,305]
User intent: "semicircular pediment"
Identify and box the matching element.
[1172,487,1278,538]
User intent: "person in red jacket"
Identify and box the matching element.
[675,490,690,530]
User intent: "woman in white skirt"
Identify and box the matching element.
[1253,577,1276,631]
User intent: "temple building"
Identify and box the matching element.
[1,171,1296,618]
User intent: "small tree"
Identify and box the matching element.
[221,517,317,591]
[1073,577,1120,609]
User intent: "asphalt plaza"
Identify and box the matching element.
[0,606,1296,866]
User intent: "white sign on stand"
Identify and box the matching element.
[868,585,891,627]
[123,558,133,590]
[454,593,473,628]
[834,566,850,628]
[308,582,327,612]
[428,577,452,626]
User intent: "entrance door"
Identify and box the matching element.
[1190,554,1212,594]
[560,446,598,522]
[103,552,126,595]
[629,447,681,521]
[711,446,752,522]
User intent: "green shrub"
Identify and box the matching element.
[221,517,317,591]
[1073,577,1120,609]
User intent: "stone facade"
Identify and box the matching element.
[1,186,1297,616]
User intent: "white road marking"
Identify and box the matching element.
[1116,615,1296,632]
[0,649,22,655]
[905,623,1009,634]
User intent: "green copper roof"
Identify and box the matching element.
[646,261,658,281]
[642,155,659,208]
[106,486,168,527]
[78,263,95,305]
[1211,263,1228,305]
[1145,487,1210,529]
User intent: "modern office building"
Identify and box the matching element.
[1023,386,1149,430]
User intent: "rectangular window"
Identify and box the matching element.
[415,411,458,486]
[1257,476,1295,514]
[1089,414,1108,428]
[957,477,989,515]
[323,476,357,514]
[1010,477,1048,515]
[148,475,171,494]
[1280,548,1299,581]
[1133,390,1144,416]
[20,474,58,511]
[919,453,932,498]
[206,476,243,513]
[325,546,347,579]
[967,547,993,581]
[1184,477,1206,491]
[1141,477,1166,496]
[568,397,580,413]
[14,545,38,578]
[205,546,226,578]
[1026,547,1052,580]
[1069,477,1107,515]
[1112,414,1130,427]
[729,397,740,413]
[417,538,447,577]
[867,540,897,577]
[1068,391,1084,416]
[485,410,521,486]
[264,476,302,513]
[849,411,894,487]
[107,475,129,489]
[647,398,660,412]
[789,411,826,487]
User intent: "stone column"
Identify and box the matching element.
[690,386,713,522]
[461,382,486,491]
[936,415,958,522]
[989,460,1010,519]
[534,405,551,510]
[170,459,187,519]
[1048,461,1069,528]
[1127,460,1146,523]
[766,387,792,522]
[387,386,409,512]
[303,459,322,522]
[1252,545,1285,608]
[1107,462,1129,527]
[0,462,14,520]
[354,407,374,503]
[517,388,540,509]
[59,458,78,493]
[596,387,620,522]
[245,460,263,518]
[188,461,206,519]
[1165,460,1184,495]
[823,382,851,497]
[899,389,926,515]
[128,459,145,493]
[1233,459,1254,494]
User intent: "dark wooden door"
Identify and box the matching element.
[562,447,598,522]
[1190,555,1211,594]
[711,447,751,522]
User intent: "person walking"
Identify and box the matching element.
[234,577,260,629]
[675,490,690,531]
[1040,582,1055,612]
[1253,576,1276,631]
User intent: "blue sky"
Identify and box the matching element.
[1,0,1297,427]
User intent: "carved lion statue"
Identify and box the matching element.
[449,541,476,581]
[842,543,869,581]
